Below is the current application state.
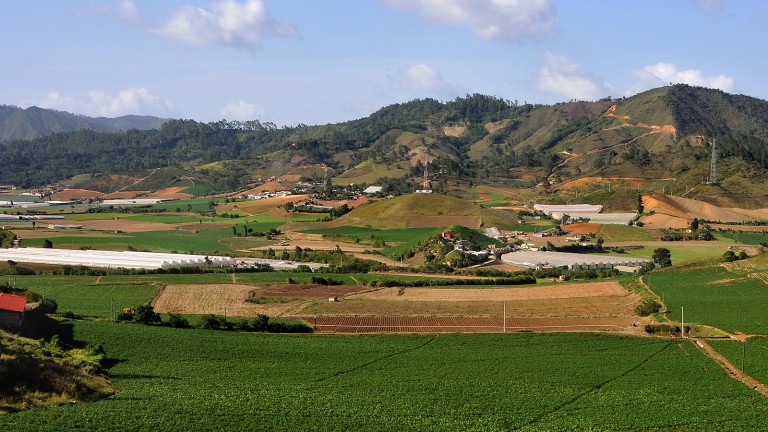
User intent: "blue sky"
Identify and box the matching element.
[2,0,766,126]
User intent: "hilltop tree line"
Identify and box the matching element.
[5,87,768,189]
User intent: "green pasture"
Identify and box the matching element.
[19,275,158,318]
[169,178,213,196]
[644,256,768,334]
[622,243,731,263]
[2,324,767,431]
[711,337,768,386]
[303,226,439,244]
[717,231,768,245]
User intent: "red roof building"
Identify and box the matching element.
[0,293,26,331]
[0,293,26,313]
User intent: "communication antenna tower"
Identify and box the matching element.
[708,136,717,185]
[416,162,432,194]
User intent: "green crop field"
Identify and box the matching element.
[644,256,768,334]
[717,231,768,245]
[2,323,767,431]
[18,275,158,318]
[597,224,654,242]
[710,337,768,386]
[21,228,242,254]
[303,226,439,244]
[622,243,730,263]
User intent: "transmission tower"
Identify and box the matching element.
[708,136,717,185]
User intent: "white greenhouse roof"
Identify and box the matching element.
[501,251,648,270]
[533,204,603,215]
[0,248,235,270]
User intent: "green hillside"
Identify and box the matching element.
[4,87,768,206]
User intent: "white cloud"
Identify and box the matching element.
[391,64,465,99]
[381,0,557,42]
[537,53,608,101]
[155,0,296,50]
[29,88,173,117]
[219,101,262,120]
[628,62,735,95]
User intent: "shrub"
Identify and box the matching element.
[135,305,161,325]
[166,313,191,329]
[635,298,662,316]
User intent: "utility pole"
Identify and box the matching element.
[681,306,684,338]
[742,341,746,380]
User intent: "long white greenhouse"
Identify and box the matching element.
[0,248,236,270]
[501,251,649,270]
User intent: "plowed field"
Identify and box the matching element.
[153,280,642,333]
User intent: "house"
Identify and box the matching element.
[0,293,26,331]
[441,230,455,240]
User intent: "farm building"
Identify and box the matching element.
[533,204,603,216]
[363,186,383,195]
[0,293,26,331]
[553,212,639,225]
[0,248,236,270]
[501,251,648,270]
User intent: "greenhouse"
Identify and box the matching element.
[0,248,236,270]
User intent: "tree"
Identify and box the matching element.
[279,250,290,260]
[723,250,737,262]
[690,218,699,230]
[42,239,53,248]
[596,236,604,251]
[135,305,161,325]
[637,194,644,214]
[652,248,672,267]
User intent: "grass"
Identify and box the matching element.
[621,243,731,263]
[19,275,159,318]
[302,226,440,245]
[711,337,768,385]
[717,231,768,245]
[597,224,654,242]
[2,323,767,431]
[643,255,768,334]
[169,178,214,196]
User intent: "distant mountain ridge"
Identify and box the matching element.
[0,105,168,141]
[3,85,768,207]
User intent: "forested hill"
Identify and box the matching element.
[0,105,167,141]
[3,86,768,196]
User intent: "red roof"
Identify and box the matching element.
[0,293,26,313]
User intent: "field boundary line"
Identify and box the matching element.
[693,339,768,397]
[314,334,438,383]
[512,341,672,430]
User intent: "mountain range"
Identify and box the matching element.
[2,85,768,208]
[0,105,167,141]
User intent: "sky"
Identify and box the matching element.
[2,0,767,126]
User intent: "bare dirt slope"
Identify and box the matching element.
[643,194,768,223]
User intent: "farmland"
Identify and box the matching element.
[711,337,768,387]
[2,322,768,431]
[644,255,768,334]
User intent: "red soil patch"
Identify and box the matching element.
[145,187,193,199]
[642,194,768,223]
[75,219,179,232]
[316,196,370,207]
[563,223,601,235]
[559,177,648,190]
[102,191,146,199]
[50,189,103,200]
[241,181,295,194]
